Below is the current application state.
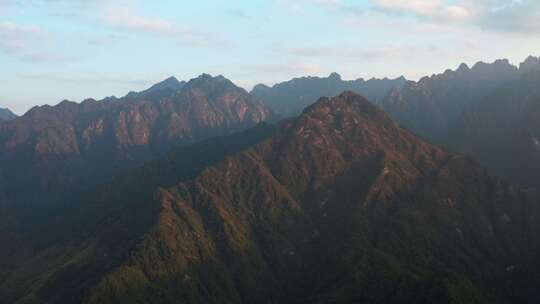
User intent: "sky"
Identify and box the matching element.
[0,0,539,114]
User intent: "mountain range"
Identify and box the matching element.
[125,76,187,99]
[84,92,540,304]
[380,59,520,140]
[380,56,540,189]
[450,68,540,189]
[251,72,406,117]
[3,92,540,303]
[1,56,540,303]
[0,74,270,208]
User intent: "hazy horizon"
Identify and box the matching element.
[2,0,540,114]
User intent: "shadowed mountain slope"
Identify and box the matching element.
[4,92,536,303]
[450,69,540,189]
[0,74,271,209]
[0,123,276,304]
[85,92,540,304]
[380,59,520,141]
[0,74,273,296]
[381,56,540,189]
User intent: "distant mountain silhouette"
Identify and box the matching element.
[126,76,187,99]
[450,68,540,189]
[251,72,406,117]
[0,108,17,121]
[380,59,520,140]
[4,92,540,303]
[519,55,540,74]
[381,56,540,189]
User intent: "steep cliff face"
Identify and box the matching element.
[17,92,534,304]
[0,74,271,207]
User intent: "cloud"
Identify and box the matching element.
[0,21,66,62]
[0,21,44,52]
[314,0,539,35]
[313,0,365,16]
[371,0,540,34]
[372,0,472,22]
[472,0,540,34]
[103,4,225,47]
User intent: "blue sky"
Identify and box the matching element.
[1,0,539,114]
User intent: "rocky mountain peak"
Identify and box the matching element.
[287,91,400,159]
[328,72,342,80]
[184,74,238,91]
[0,107,17,121]
[126,76,186,98]
[150,76,184,90]
[457,62,470,72]
[303,91,383,119]
[519,55,540,73]
[470,59,517,75]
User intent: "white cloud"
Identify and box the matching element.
[0,22,49,59]
[471,0,540,34]
[314,0,539,35]
[312,0,364,15]
[0,21,72,63]
[0,21,44,52]
[373,0,540,34]
[104,4,225,47]
[372,0,472,22]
